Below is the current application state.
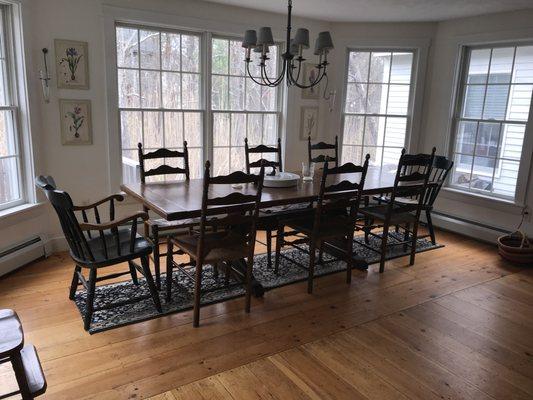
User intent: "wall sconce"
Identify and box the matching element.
[324,89,336,112]
[39,48,50,103]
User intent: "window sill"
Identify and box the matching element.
[0,202,46,227]
[439,187,524,215]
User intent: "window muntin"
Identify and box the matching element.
[116,25,203,180]
[341,50,415,169]
[0,5,23,210]
[450,45,533,199]
[211,37,281,176]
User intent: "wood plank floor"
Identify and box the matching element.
[1,230,531,399]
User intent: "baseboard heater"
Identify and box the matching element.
[0,236,45,277]
[431,210,508,243]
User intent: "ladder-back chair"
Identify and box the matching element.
[308,135,339,167]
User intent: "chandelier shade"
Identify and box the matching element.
[241,0,333,89]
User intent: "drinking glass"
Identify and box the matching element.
[302,162,315,181]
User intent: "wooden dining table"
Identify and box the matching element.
[120,166,403,295]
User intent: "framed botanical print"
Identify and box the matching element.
[301,63,321,100]
[55,39,89,89]
[59,99,92,145]
[300,106,319,140]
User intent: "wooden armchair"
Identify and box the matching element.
[36,176,161,331]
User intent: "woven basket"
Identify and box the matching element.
[497,231,533,264]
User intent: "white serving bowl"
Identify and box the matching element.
[263,172,300,188]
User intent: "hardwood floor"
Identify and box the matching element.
[1,230,531,399]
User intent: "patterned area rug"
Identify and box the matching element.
[74,233,443,333]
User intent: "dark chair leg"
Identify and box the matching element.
[266,230,272,269]
[346,234,354,284]
[128,261,139,285]
[152,227,161,290]
[403,223,411,252]
[410,221,420,266]
[379,224,390,273]
[308,240,316,294]
[11,352,32,400]
[69,265,81,300]
[274,225,283,274]
[245,255,254,313]
[224,261,230,286]
[318,240,324,264]
[364,197,370,244]
[426,210,436,244]
[193,259,204,327]
[141,255,162,312]
[166,238,174,302]
[84,268,97,331]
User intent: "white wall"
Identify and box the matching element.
[2,0,533,259]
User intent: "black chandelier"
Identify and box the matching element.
[241,0,334,88]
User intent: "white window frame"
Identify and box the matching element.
[0,1,32,212]
[448,42,533,204]
[209,34,283,173]
[339,47,418,167]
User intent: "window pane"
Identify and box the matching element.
[120,111,141,149]
[183,112,202,147]
[347,52,369,82]
[500,124,525,160]
[454,120,477,155]
[342,145,362,165]
[161,32,180,71]
[483,84,508,119]
[229,76,245,110]
[451,154,473,189]
[263,114,278,145]
[118,69,140,108]
[231,113,246,146]
[513,46,533,83]
[245,80,261,111]
[162,72,181,109]
[507,84,532,121]
[181,35,200,72]
[363,146,383,167]
[140,70,161,108]
[366,84,388,114]
[343,115,364,145]
[462,84,485,119]
[247,114,262,145]
[143,112,163,148]
[475,122,500,158]
[116,27,138,68]
[231,147,246,172]
[369,52,391,83]
[188,148,202,179]
[0,157,20,204]
[229,40,245,76]
[467,48,490,84]
[212,75,228,110]
[164,112,184,148]
[213,112,230,146]
[213,147,229,176]
[382,147,402,169]
[390,52,413,84]
[488,47,514,84]
[384,117,407,148]
[345,83,366,113]
[472,156,495,184]
[493,159,519,197]
[212,38,228,74]
[387,84,409,115]
[260,85,276,111]
[264,45,278,78]
[140,30,160,69]
[363,116,385,146]
[0,110,16,156]
[182,73,200,109]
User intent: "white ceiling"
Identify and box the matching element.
[203,0,533,22]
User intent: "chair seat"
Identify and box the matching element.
[286,214,355,238]
[258,203,312,230]
[0,309,23,357]
[360,205,418,224]
[172,231,250,263]
[373,195,419,204]
[79,228,152,266]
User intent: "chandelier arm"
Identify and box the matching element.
[260,60,287,87]
[245,62,275,87]
[288,65,327,89]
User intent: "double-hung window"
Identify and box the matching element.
[450,44,533,200]
[115,26,283,182]
[341,50,415,168]
[211,37,281,175]
[0,4,24,211]
[116,25,203,180]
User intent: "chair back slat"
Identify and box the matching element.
[424,155,454,206]
[324,180,360,193]
[245,138,282,173]
[138,142,190,183]
[207,192,259,206]
[327,162,366,175]
[209,170,261,185]
[398,171,427,182]
[308,136,339,166]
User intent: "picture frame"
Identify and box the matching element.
[301,63,321,100]
[55,39,89,89]
[300,106,319,140]
[59,99,92,145]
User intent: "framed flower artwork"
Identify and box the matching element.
[301,63,321,100]
[59,99,92,145]
[300,106,319,140]
[55,39,89,89]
